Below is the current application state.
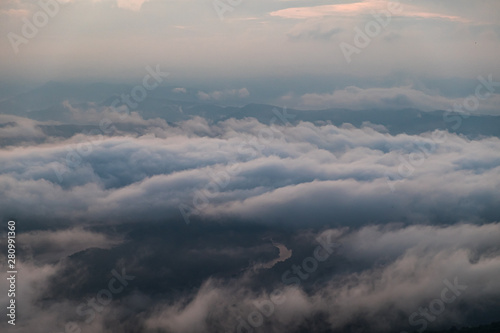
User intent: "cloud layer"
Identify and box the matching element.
[2,223,499,332]
[1,109,499,227]
[1,93,499,333]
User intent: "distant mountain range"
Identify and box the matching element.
[1,82,500,139]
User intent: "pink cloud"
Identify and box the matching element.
[1,8,29,17]
[270,1,388,19]
[270,0,464,22]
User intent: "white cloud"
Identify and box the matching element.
[1,115,499,226]
[197,88,250,101]
[280,86,500,114]
[173,87,187,94]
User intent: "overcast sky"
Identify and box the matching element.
[1,0,499,85]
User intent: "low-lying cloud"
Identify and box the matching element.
[1,112,499,227]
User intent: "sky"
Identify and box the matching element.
[1,1,500,333]
[1,0,500,84]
